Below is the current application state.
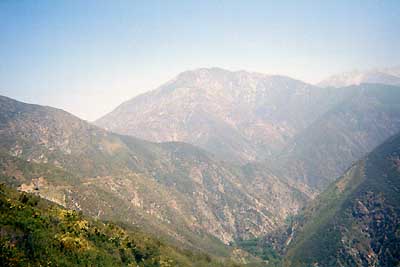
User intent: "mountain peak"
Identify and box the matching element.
[94,68,325,162]
[172,67,265,83]
[174,67,300,82]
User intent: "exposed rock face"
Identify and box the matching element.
[96,69,400,192]
[2,67,400,263]
[95,68,345,162]
[0,95,309,255]
[340,192,400,267]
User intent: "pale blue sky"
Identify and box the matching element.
[0,0,399,120]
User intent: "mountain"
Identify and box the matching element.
[3,69,400,265]
[284,131,400,267]
[318,67,400,88]
[95,68,400,192]
[276,83,400,189]
[0,184,240,267]
[95,68,348,163]
[0,95,309,259]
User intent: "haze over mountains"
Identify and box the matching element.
[96,68,400,189]
[1,67,400,266]
[96,68,326,162]
[318,66,400,88]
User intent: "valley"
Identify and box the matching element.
[1,68,400,267]
[1,1,399,265]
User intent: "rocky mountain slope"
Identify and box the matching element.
[95,68,348,163]
[276,83,400,189]
[96,68,400,192]
[0,184,241,267]
[0,95,309,259]
[284,131,400,267]
[318,66,400,88]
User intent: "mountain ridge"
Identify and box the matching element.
[0,183,242,267]
[275,83,400,188]
[95,68,400,191]
[0,94,310,259]
[318,66,400,88]
[95,67,347,164]
[284,130,400,266]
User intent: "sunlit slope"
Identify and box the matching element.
[0,95,308,257]
[95,68,347,162]
[0,184,242,267]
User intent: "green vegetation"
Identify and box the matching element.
[0,95,308,260]
[236,238,281,267]
[284,131,400,267]
[0,184,241,267]
[2,83,400,266]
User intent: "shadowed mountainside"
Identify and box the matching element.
[276,83,400,189]
[284,131,400,266]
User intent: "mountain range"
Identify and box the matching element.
[1,67,400,266]
[0,94,309,262]
[96,68,344,163]
[96,68,400,190]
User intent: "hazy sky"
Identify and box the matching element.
[1,0,399,121]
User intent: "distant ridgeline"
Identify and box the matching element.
[1,67,400,266]
[95,69,400,190]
